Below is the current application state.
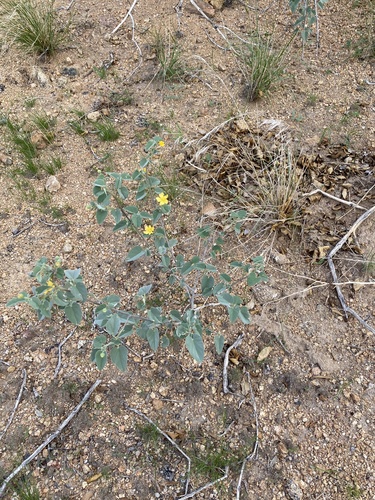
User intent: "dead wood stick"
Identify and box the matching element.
[178,466,229,500]
[111,0,138,35]
[125,405,191,495]
[54,328,77,378]
[0,369,27,441]
[236,372,259,499]
[303,189,367,211]
[223,334,244,394]
[327,205,375,334]
[0,379,101,498]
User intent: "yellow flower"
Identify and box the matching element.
[17,293,24,299]
[143,224,155,235]
[41,280,55,296]
[158,140,165,147]
[156,193,169,206]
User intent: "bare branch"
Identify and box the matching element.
[236,372,259,499]
[54,328,77,378]
[0,369,27,441]
[111,0,138,35]
[125,405,191,495]
[178,466,229,500]
[0,379,101,498]
[303,189,367,211]
[327,205,375,334]
[223,334,244,394]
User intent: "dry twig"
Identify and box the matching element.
[236,372,259,499]
[223,333,244,394]
[327,205,375,335]
[111,0,138,35]
[54,327,77,378]
[178,466,229,500]
[0,369,27,441]
[0,379,101,497]
[303,189,367,211]
[125,405,191,495]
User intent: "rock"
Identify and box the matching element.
[31,66,48,86]
[45,176,61,193]
[285,479,303,500]
[30,131,47,150]
[63,242,73,253]
[210,0,224,10]
[87,111,101,122]
[0,153,12,165]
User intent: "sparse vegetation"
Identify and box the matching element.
[235,31,292,101]
[152,30,186,82]
[0,0,68,56]
[93,119,120,142]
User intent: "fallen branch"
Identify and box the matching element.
[111,0,138,35]
[236,372,259,499]
[303,188,367,211]
[0,369,27,441]
[178,466,229,500]
[223,334,244,394]
[327,205,375,335]
[125,405,191,495]
[0,379,101,497]
[54,328,77,378]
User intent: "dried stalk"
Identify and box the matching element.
[327,205,375,335]
[0,369,27,441]
[0,379,101,497]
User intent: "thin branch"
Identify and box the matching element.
[0,379,101,498]
[178,466,229,500]
[0,369,27,441]
[236,372,259,499]
[223,334,244,394]
[111,0,138,35]
[302,189,367,211]
[125,405,191,495]
[314,0,320,54]
[54,328,77,378]
[327,205,375,334]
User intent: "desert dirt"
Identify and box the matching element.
[0,0,374,499]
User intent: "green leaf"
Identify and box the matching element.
[93,334,107,349]
[96,209,108,224]
[181,256,200,276]
[111,208,122,224]
[137,284,152,296]
[220,273,231,283]
[113,220,128,232]
[118,325,133,338]
[131,213,142,227]
[117,186,129,200]
[196,225,212,238]
[201,275,214,296]
[103,294,121,307]
[147,329,159,351]
[170,310,182,322]
[218,292,241,307]
[161,255,170,268]
[105,313,121,336]
[125,205,138,214]
[230,209,247,220]
[161,336,170,348]
[110,345,128,371]
[228,306,240,323]
[185,334,204,363]
[147,307,162,324]
[65,303,82,324]
[64,269,81,280]
[214,334,224,354]
[247,271,260,287]
[6,293,29,307]
[139,157,149,168]
[126,246,148,262]
[95,349,107,370]
[238,306,251,324]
